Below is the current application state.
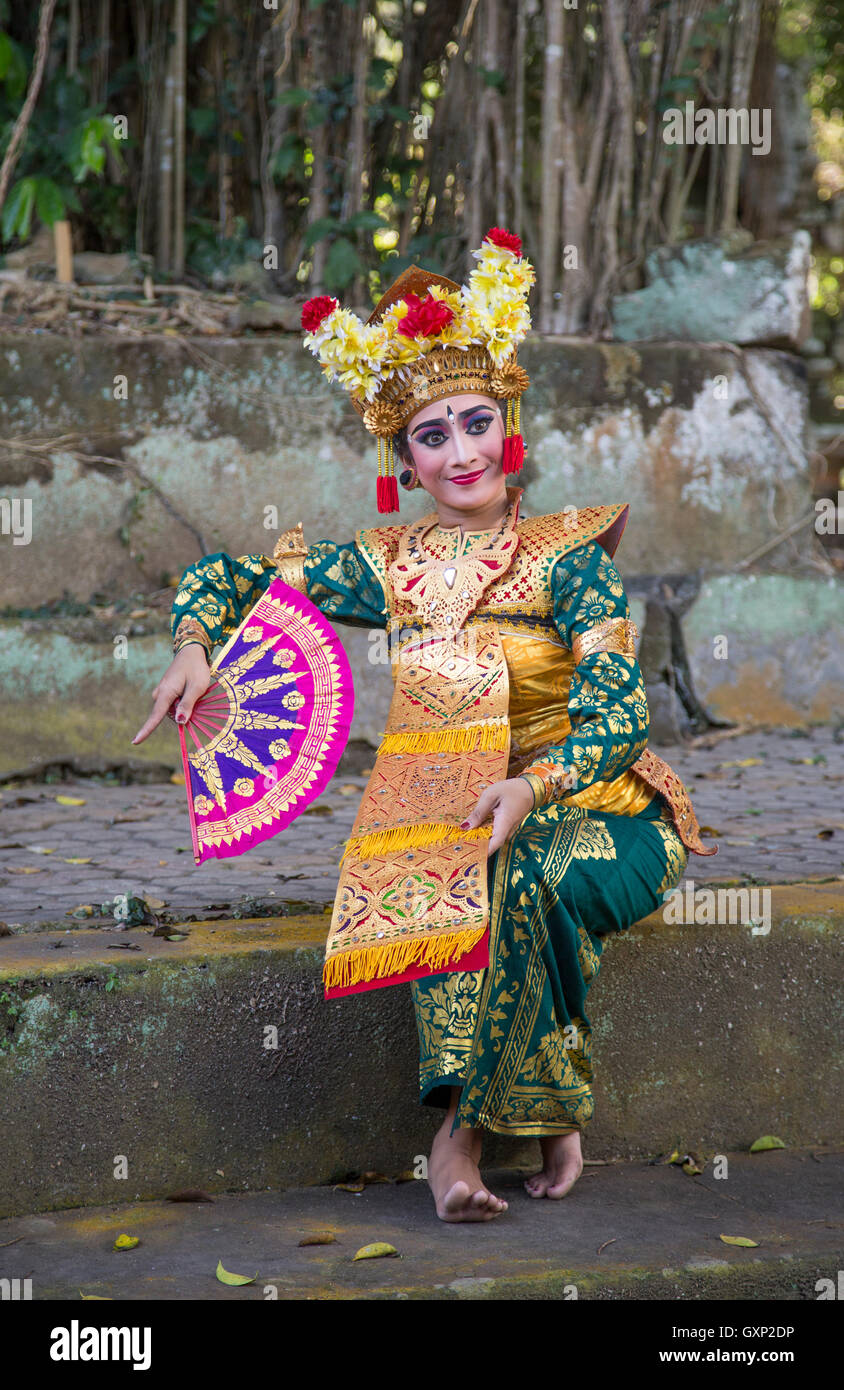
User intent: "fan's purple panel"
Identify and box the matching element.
[183,578,354,863]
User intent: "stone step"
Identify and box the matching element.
[0,883,840,1221]
[0,1149,840,1301]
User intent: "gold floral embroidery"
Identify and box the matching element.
[653,815,689,897]
[571,820,617,861]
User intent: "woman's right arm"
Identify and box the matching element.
[132,531,388,746]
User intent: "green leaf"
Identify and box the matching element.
[2,177,36,243]
[749,1135,786,1153]
[303,215,339,250]
[719,1234,759,1247]
[34,178,66,227]
[188,107,217,138]
[0,32,26,98]
[343,210,386,232]
[478,67,506,91]
[276,86,312,107]
[271,134,304,180]
[215,1259,257,1286]
[324,236,363,292]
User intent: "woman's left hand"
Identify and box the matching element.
[461,777,535,858]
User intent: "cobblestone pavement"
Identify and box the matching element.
[1,728,841,930]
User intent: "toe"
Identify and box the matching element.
[442,1179,473,1215]
[545,1164,583,1198]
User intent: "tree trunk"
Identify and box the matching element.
[539,0,564,331]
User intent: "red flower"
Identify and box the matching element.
[301,295,339,333]
[396,291,455,339]
[484,227,522,257]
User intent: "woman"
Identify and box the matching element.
[133,228,715,1224]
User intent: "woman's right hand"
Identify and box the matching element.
[131,646,212,745]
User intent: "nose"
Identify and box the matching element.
[452,425,475,466]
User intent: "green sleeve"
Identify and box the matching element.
[521,541,649,806]
[170,540,388,649]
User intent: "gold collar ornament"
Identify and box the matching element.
[388,492,521,632]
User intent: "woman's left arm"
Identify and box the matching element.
[520,541,649,809]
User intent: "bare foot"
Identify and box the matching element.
[427,1115,509,1223]
[524,1130,583,1199]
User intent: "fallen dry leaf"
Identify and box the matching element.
[215,1260,256,1285]
[352,1242,398,1261]
[113,1234,140,1251]
[719,1234,759,1247]
[56,795,87,806]
[750,1135,786,1153]
[298,1233,337,1246]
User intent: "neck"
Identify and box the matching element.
[434,488,511,533]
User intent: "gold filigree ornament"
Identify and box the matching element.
[362,400,403,438]
[489,360,530,398]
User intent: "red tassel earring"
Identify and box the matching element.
[376,436,400,514]
[502,396,525,474]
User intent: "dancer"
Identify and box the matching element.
[133,228,715,1223]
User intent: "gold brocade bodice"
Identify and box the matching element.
[500,632,655,817]
[361,497,655,821]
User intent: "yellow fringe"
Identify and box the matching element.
[342,822,492,863]
[323,923,487,991]
[377,722,509,756]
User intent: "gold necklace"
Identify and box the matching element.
[388,493,521,630]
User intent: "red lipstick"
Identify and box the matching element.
[451,469,485,486]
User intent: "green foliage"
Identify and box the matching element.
[780,0,844,116]
[185,214,263,281]
[0,51,126,246]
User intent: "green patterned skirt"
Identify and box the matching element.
[410,794,688,1138]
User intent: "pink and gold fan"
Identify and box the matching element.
[168,578,354,864]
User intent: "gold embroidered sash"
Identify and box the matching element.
[323,623,510,996]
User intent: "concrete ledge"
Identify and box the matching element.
[0,1150,840,1301]
[0,884,841,1219]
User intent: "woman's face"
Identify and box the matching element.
[404,392,507,515]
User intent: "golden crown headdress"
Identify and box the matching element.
[300,227,534,513]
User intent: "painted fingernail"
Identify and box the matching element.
[176,714,186,724]
[459,820,471,829]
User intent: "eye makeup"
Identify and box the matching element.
[411,408,495,448]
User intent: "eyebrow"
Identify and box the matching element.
[410,406,493,437]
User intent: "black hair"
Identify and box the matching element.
[395,425,411,466]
